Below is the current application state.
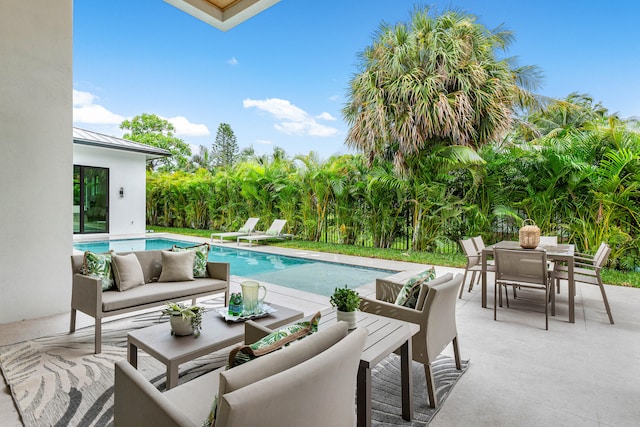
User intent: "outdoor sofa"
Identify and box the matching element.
[114,321,367,427]
[70,249,230,354]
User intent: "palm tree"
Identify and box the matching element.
[343,7,541,175]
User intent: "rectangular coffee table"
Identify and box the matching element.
[317,309,420,427]
[127,303,304,389]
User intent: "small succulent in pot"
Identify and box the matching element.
[161,302,204,337]
[330,286,361,312]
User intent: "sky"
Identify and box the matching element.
[73,0,640,160]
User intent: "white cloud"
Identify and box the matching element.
[227,57,239,66]
[256,139,272,145]
[73,90,209,138]
[166,116,210,137]
[243,98,338,137]
[73,89,125,124]
[316,112,337,121]
[329,95,340,102]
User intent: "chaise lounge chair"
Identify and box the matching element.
[237,219,293,247]
[211,217,260,243]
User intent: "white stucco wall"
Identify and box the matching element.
[0,1,72,322]
[74,144,149,236]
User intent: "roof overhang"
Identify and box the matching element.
[163,0,280,31]
[73,127,171,161]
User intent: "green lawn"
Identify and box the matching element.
[148,226,640,288]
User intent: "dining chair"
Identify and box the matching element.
[458,238,492,298]
[494,248,553,330]
[539,235,558,246]
[554,242,614,324]
[471,235,485,253]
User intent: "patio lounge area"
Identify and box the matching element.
[1,241,639,426]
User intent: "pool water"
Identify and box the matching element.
[73,238,396,296]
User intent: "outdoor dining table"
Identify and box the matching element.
[481,240,576,323]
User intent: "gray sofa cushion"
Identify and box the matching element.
[163,366,224,426]
[101,279,227,312]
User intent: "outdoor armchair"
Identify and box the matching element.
[114,321,367,427]
[359,272,464,408]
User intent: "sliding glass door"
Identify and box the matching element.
[74,165,109,233]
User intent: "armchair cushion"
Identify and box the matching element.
[216,322,356,426]
[110,252,145,291]
[205,320,347,427]
[172,243,210,278]
[158,250,196,282]
[82,251,114,291]
[394,267,436,308]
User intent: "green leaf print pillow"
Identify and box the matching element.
[82,251,114,291]
[172,243,210,278]
[227,311,322,368]
[394,267,436,309]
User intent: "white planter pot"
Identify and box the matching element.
[170,315,194,336]
[336,310,357,330]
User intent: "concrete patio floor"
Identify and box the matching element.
[2,237,639,426]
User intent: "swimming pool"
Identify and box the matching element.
[73,238,396,296]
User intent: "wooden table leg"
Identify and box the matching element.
[356,362,371,427]
[400,338,413,421]
[166,363,179,390]
[127,341,138,368]
[568,257,575,323]
[482,251,488,308]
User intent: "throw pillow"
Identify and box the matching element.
[110,252,145,291]
[158,250,196,282]
[238,226,250,233]
[394,267,436,309]
[171,243,210,278]
[228,311,322,368]
[203,312,322,427]
[82,251,114,291]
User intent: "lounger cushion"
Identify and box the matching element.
[394,267,436,308]
[172,243,210,278]
[111,252,145,291]
[83,251,114,291]
[159,250,196,282]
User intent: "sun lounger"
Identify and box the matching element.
[210,217,260,243]
[237,219,293,247]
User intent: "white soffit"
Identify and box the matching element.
[164,0,281,31]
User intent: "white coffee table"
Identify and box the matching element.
[127,303,304,389]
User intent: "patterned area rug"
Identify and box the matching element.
[371,354,470,426]
[0,300,468,427]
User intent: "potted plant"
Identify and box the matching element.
[161,302,204,337]
[330,286,361,329]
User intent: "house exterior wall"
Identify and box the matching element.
[0,1,73,323]
[74,145,148,236]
